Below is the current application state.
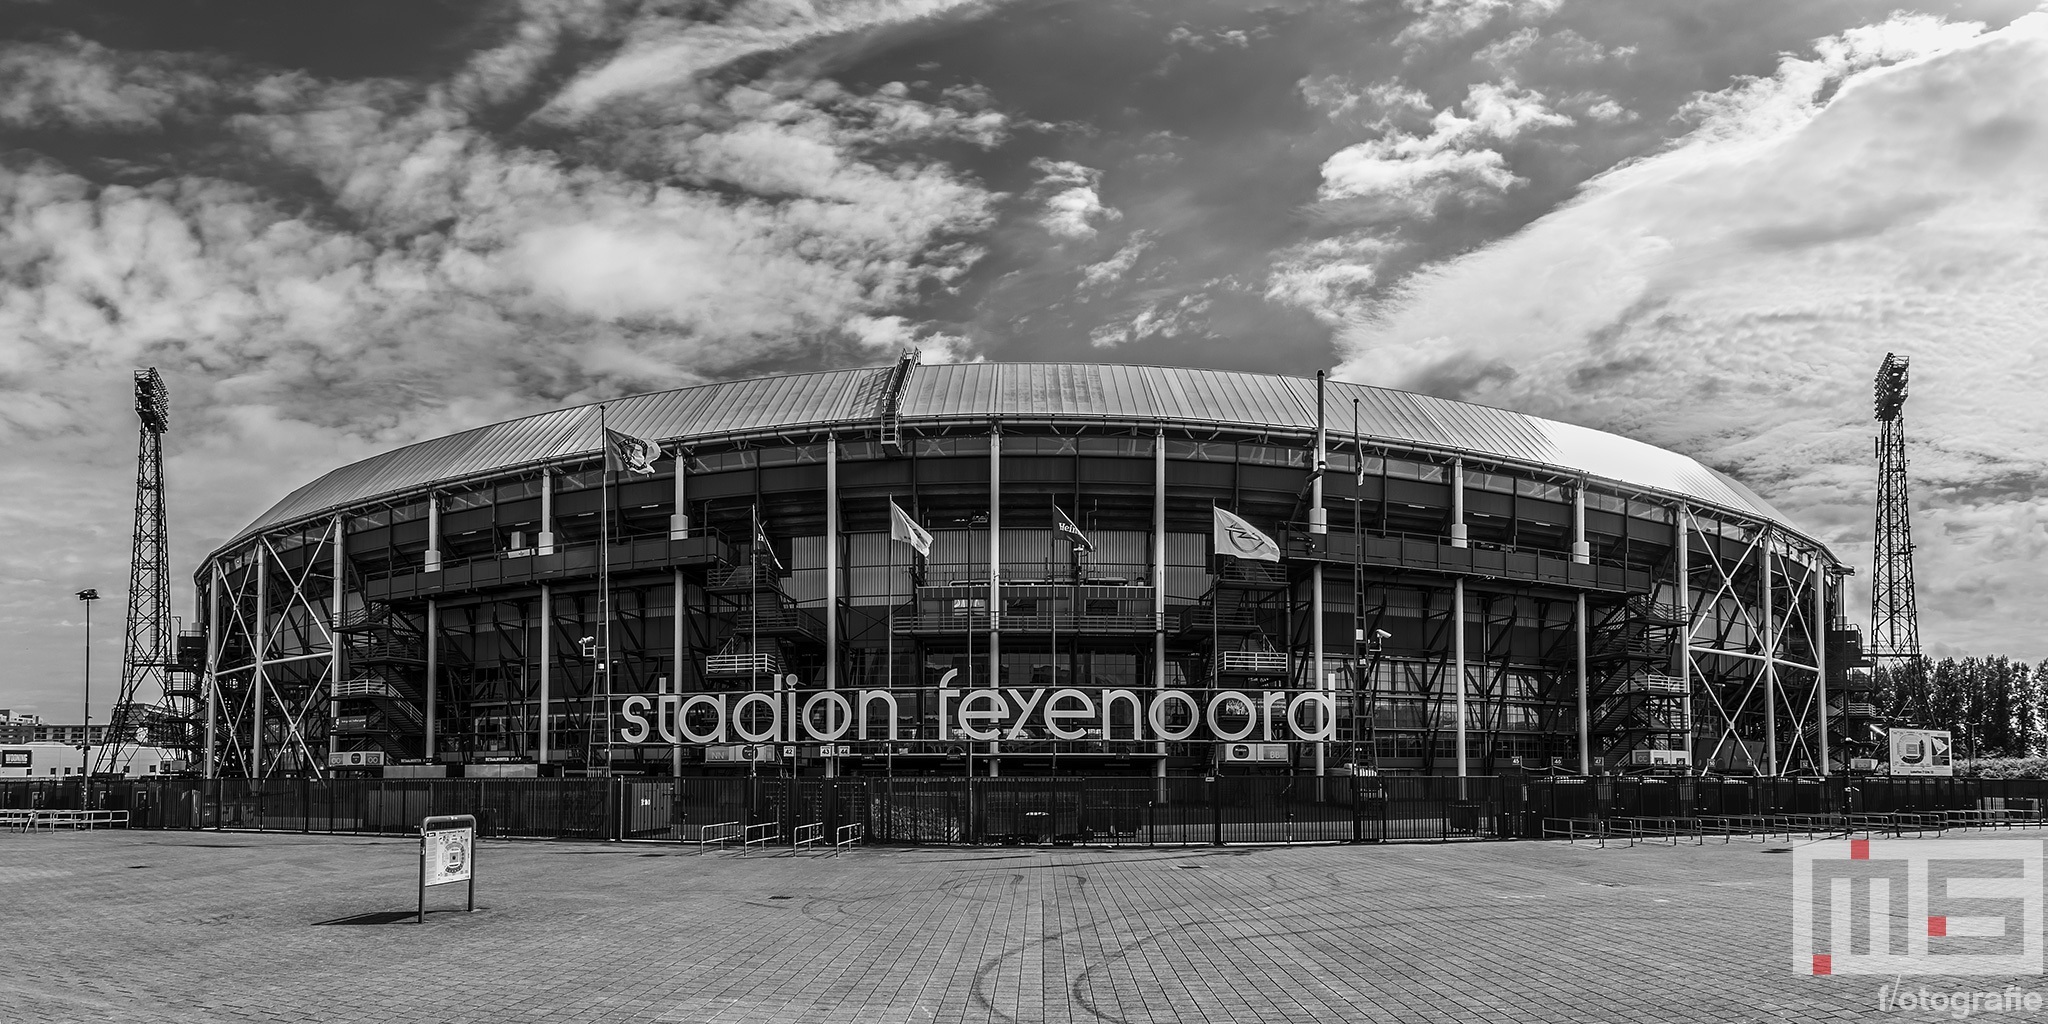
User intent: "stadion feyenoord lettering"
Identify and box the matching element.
[616,670,1335,746]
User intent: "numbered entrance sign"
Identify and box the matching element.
[418,814,477,923]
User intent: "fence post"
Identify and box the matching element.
[1210,775,1223,847]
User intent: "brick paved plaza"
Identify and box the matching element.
[5,829,2044,1023]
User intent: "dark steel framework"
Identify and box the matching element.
[1869,353,1921,662]
[98,369,203,777]
[193,366,1852,781]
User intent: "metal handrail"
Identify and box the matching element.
[833,822,864,854]
[793,822,825,852]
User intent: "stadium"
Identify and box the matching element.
[192,358,1872,782]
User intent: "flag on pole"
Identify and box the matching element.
[1213,506,1280,562]
[604,427,663,476]
[1053,505,1094,553]
[888,500,932,558]
[753,509,783,571]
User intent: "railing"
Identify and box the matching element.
[834,822,864,853]
[4,808,130,831]
[742,821,780,854]
[706,653,783,677]
[349,637,424,663]
[16,774,2048,849]
[333,678,398,700]
[1616,674,1687,696]
[938,613,1159,634]
[1220,651,1289,675]
[793,821,825,852]
[890,613,993,634]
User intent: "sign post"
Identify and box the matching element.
[419,814,476,924]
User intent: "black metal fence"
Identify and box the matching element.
[8,774,2048,846]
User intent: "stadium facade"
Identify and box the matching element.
[193,359,1874,781]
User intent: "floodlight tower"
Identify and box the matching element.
[95,369,173,776]
[1868,353,1921,672]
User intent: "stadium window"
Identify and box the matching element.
[389,501,427,524]
[443,486,492,511]
[496,478,542,502]
[1516,479,1565,501]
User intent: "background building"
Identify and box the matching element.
[193,360,1873,779]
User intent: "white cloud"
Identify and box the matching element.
[1317,80,1571,214]
[0,0,1015,709]
[1088,292,1213,348]
[543,0,992,118]
[1265,235,1395,326]
[1031,159,1119,240]
[0,36,221,131]
[1394,0,1563,51]
[1079,232,1152,289]
[1333,11,2048,658]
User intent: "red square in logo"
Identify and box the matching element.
[1812,954,1832,975]
[1929,916,1947,937]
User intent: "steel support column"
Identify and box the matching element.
[539,585,551,765]
[1816,570,1831,775]
[1678,506,1692,767]
[1450,459,1467,549]
[824,434,838,779]
[1454,577,1467,793]
[426,598,438,762]
[1153,428,1167,792]
[1576,592,1589,775]
[203,567,221,779]
[1763,529,1777,776]
[253,541,267,777]
[672,569,684,778]
[328,515,343,768]
[987,427,1001,778]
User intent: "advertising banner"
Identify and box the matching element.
[1889,728,1954,777]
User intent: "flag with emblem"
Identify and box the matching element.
[1213,506,1280,562]
[604,427,663,476]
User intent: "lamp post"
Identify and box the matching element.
[77,588,100,801]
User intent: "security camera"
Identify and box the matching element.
[1373,629,1391,639]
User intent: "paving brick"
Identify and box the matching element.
[2,829,2044,1021]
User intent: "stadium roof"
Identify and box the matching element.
[221,362,1797,550]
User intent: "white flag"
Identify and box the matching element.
[1213,506,1280,562]
[889,500,932,558]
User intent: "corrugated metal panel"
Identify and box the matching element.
[222,362,1804,552]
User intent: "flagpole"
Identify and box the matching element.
[1212,503,1221,697]
[600,404,613,775]
[1353,398,1363,770]
[750,502,760,780]
[887,512,895,778]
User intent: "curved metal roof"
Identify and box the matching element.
[221,362,1802,551]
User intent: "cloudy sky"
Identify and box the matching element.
[3,0,2044,717]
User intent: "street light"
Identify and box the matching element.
[77,588,100,798]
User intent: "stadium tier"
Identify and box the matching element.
[194,361,1874,780]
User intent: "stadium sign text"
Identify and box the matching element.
[615,669,1334,746]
